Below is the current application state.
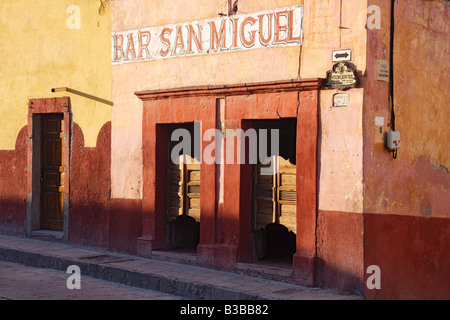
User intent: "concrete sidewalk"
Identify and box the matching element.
[0,234,362,300]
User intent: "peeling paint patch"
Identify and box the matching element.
[99,0,110,16]
[344,181,363,212]
[430,161,449,173]
[420,197,432,218]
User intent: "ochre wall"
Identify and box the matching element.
[364,0,449,299]
[0,0,112,245]
[0,0,111,150]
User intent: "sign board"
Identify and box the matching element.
[377,60,390,82]
[325,62,359,90]
[332,49,351,62]
[111,5,303,65]
[333,93,349,107]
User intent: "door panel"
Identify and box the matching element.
[166,155,201,222]
[253,156,296,234]
[40,114,64,231]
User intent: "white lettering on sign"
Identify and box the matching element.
[111,6,303,65]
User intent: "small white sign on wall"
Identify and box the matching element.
[333,93,349,107]
[377,60,390,82]
[332,49,352,62]
[375,116,384,126]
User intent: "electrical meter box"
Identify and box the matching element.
[387,130,400,150]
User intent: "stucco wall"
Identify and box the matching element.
[111,0,367,215]
[0,0,111,150]
[364,0,449,218]
[111,0,369,293]
[0,0,112,240]
[364,0,449,299]
[111,0,307,200]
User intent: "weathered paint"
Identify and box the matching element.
[0,0,446,299]
[319,89,364,214]
[136,80,322,286]
[110,0,367,210]
[363,0,450,299]
[0,1,112,249]
[364,0,449,218]
[111,0,304,200]
[300,0,368,79]
[112,5,303,64]
[112,0,368,293]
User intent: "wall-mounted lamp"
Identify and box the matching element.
[51,87,113,106]
[51,87,68,93]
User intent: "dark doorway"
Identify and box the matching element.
[251,118,297,266]
[40,113,64,231]
[164,123,200,252]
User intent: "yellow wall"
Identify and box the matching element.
[0,0,111,149]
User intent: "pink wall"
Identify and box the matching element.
[364,0,450,299]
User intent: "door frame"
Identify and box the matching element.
[136,78,322,283]
[26,97,71,241]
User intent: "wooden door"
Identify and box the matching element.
[40,114,64,231]
[166,155,201,223]
[253,156,296,234]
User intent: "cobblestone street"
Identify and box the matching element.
[0,260,183,300]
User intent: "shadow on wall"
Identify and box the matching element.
[0,126,28,235]
[68,121,111,249]
[0,122,116,251]
[315,257,365,296]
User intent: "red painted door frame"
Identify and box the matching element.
[27,97,71,239]
[136,79,322,285]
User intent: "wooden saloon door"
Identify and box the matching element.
[167,155,201,222]
[40,114,64,231]
[253,156,297,233]
[164,154,201,250]
[253,156,297,260]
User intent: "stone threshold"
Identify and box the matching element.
[150,249,294,284]
[235,262,294,283]
[30,230,64,241]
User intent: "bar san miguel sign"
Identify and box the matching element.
[112,6,303,64]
